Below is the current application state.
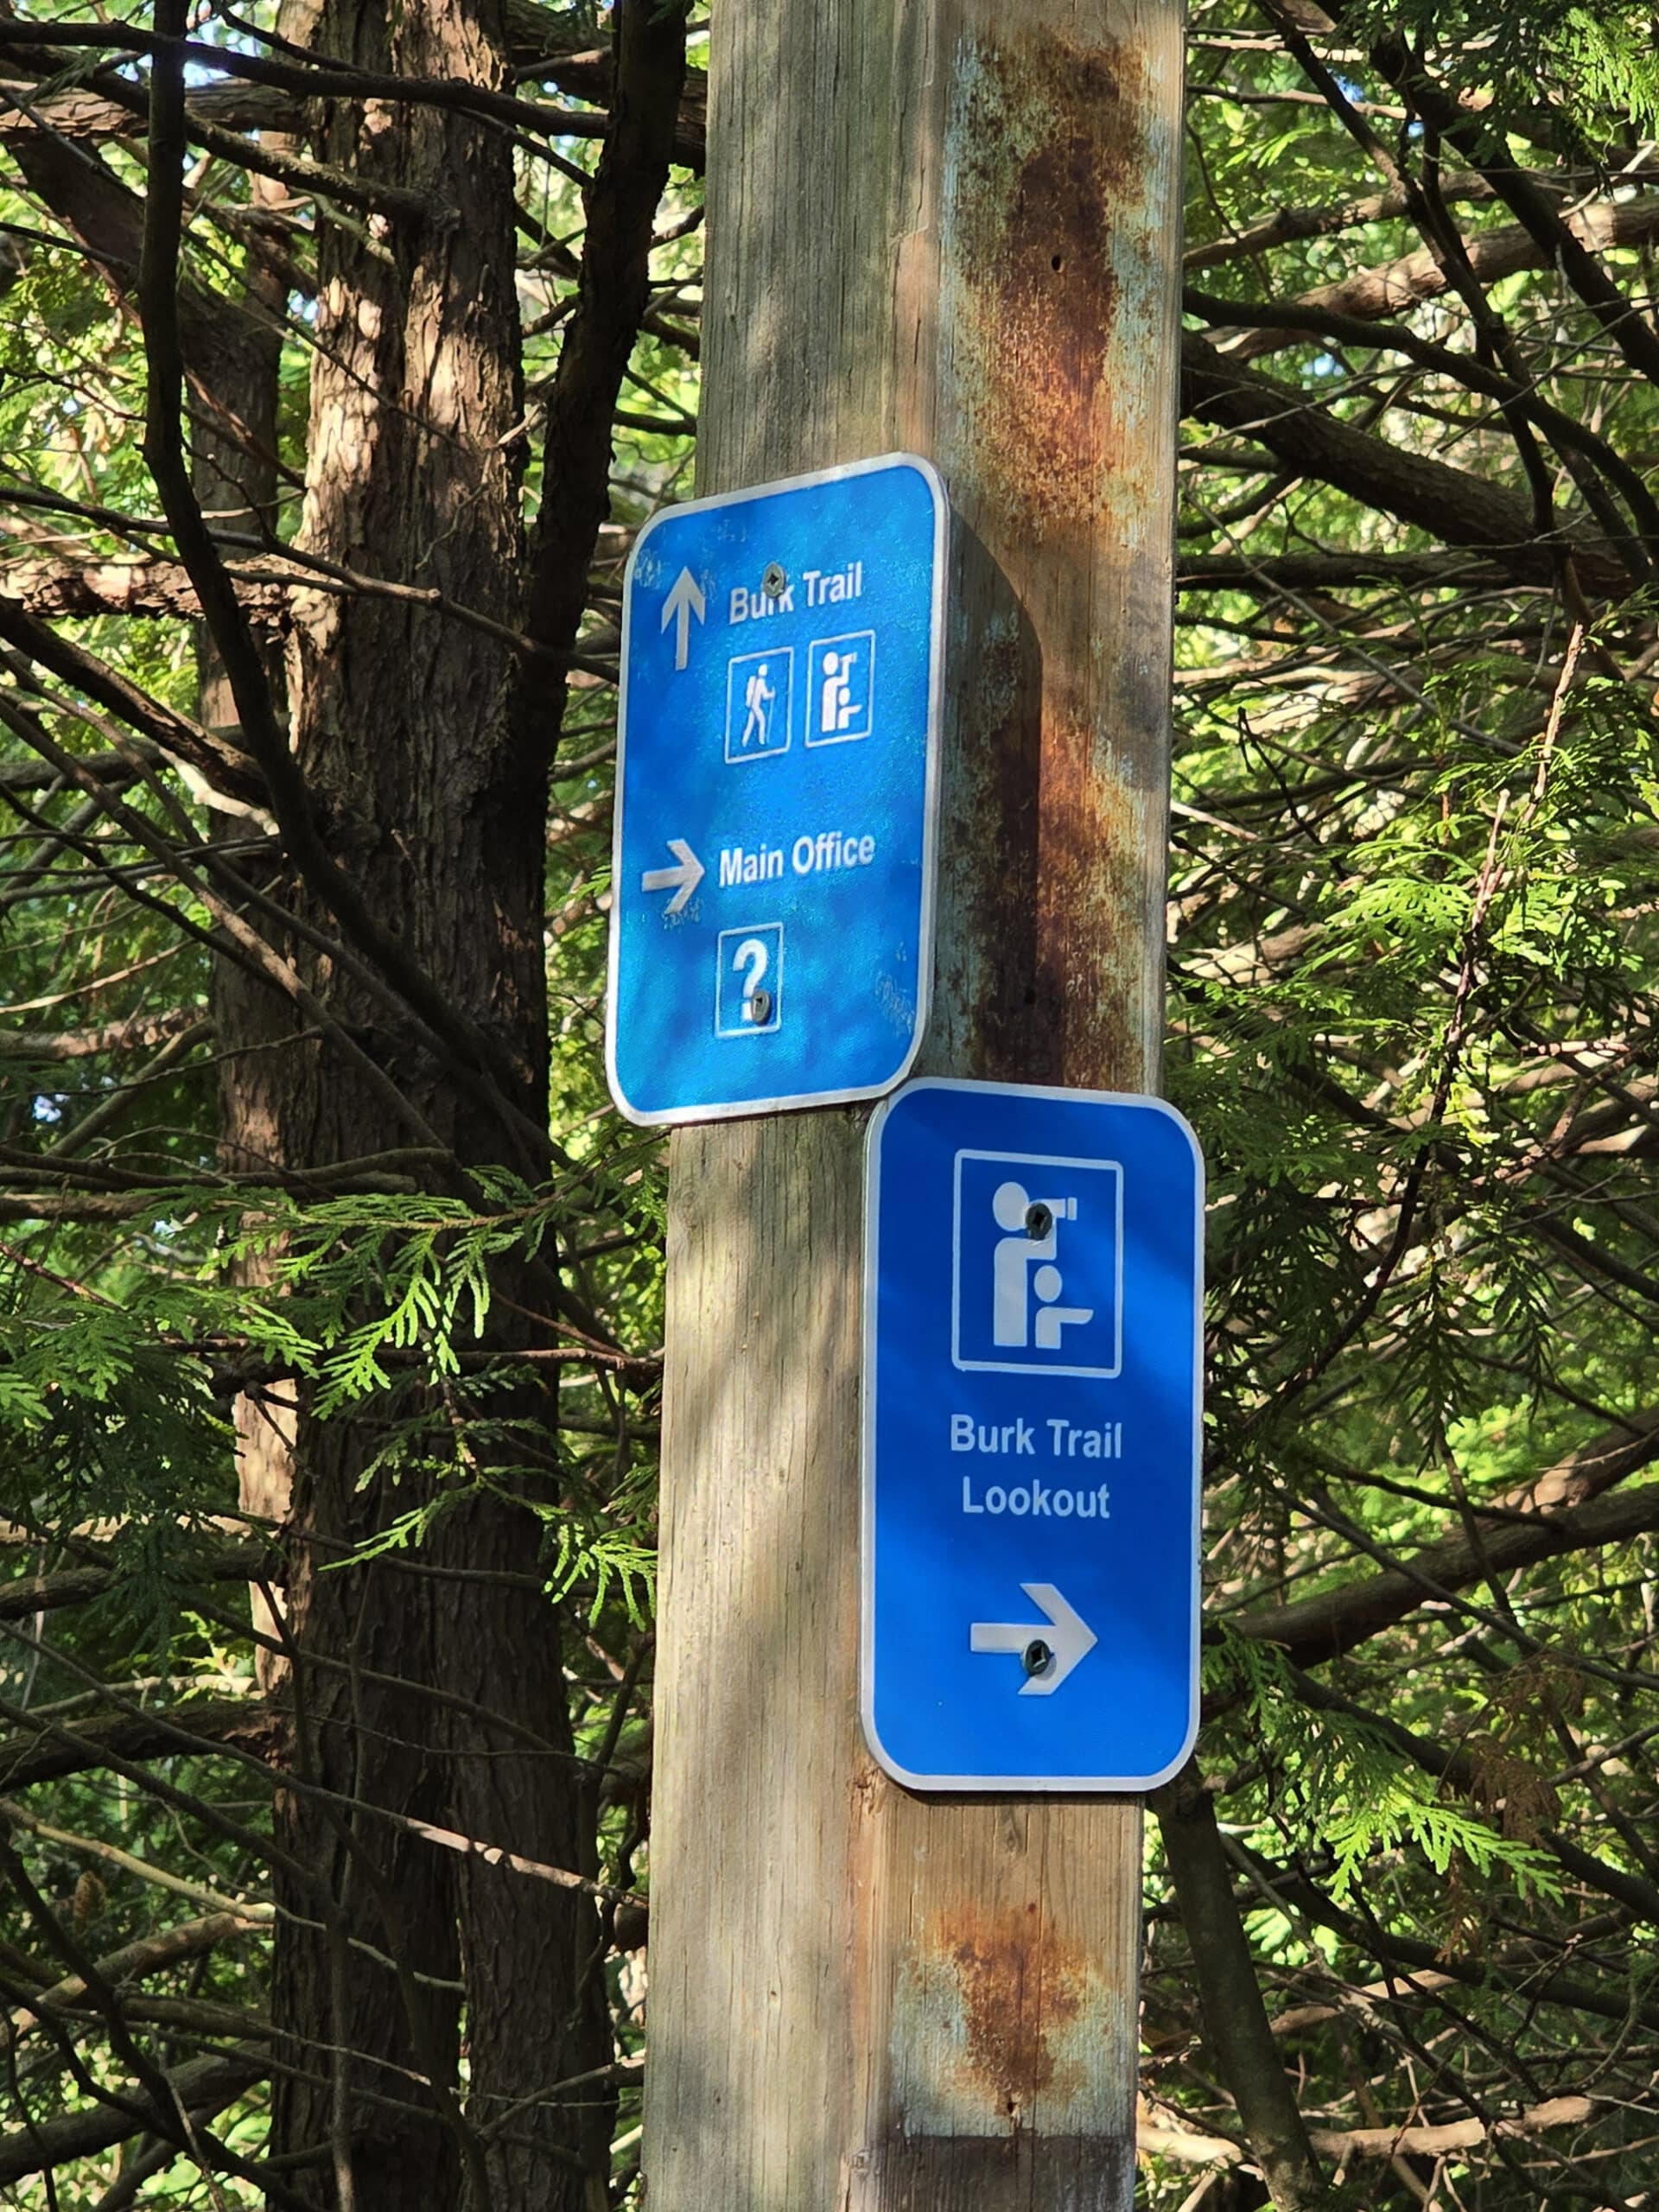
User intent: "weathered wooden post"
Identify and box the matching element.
[644,3,1185,2203]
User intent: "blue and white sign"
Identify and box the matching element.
[607,454,946,1124]
[863,1079,1203,1791]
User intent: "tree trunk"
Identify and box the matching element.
[207,2,612,2202]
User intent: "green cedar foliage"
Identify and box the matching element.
[1164,0,1659,2197]
[0,0,1656,2204]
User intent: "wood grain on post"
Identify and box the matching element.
[645,5,1184,2206]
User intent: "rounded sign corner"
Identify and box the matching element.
[892,449,948,512]
[617,497,676,607]
[1135,1707,1202,1795]
[863,1085,899,1151]
[860,1703,943,1795]
[601,1036,658,1130]
[1137,1091,1207,1182]
[862,1062,945,1173]
[885,1008,931,1102]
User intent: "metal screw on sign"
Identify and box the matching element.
[1026,1202,1053,1241]
[1023,1639,1054,1680]
[748,988,772,1026]
[761,562,787,600]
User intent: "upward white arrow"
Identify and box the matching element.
[661,567,706,671]
[970,1583,1098,1696]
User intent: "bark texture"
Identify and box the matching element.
[207,3,610,2203]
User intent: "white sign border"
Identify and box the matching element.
[605,451,948,1128]
[861,1077,1205,1796]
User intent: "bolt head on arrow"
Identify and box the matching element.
[969,1582,1097,1695]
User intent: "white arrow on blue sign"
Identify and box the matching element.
[862,1079,1204,1792]
[606,454,946,1125]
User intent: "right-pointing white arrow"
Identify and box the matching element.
[970,1582,1097,1696]
[640,837,705,916]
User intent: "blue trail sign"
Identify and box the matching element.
[862,1079,1203,1791]
[606,454,945,1124]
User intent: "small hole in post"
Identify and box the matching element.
[1051,252,1065,271]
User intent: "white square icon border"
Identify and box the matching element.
[725,647,793,764]
[805,631,875,747]
[715,923,785,1039]
[950,1149,1124,1379]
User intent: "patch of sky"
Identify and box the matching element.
[182,13,268,88]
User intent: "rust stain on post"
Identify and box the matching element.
[887,1895,1126,2139]
[931,22,1178,1097]
[1037,718,1157,1088]
[942,1903,1084,2113]
[942,32,1156,540]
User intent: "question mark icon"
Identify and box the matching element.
[733,936,772,1026]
